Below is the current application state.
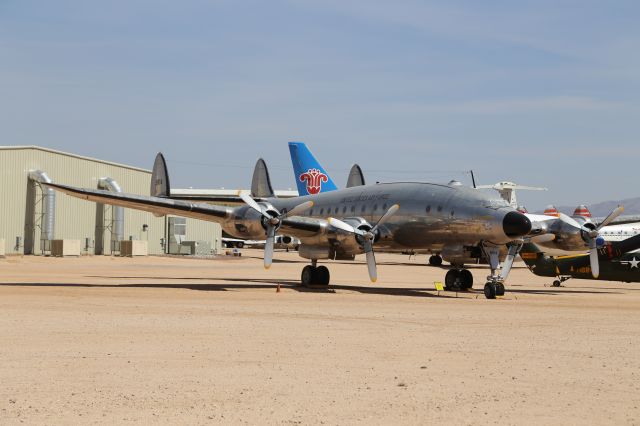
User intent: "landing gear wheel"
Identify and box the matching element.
[316,266,330,286]
[552,280,561,287]
[428,255,443,266]
[301,265,315,286]
[484,282,497,299]
[495,283,505,296]
[459,269,473,290]
[444,269,459,290]
[236,241,244,249]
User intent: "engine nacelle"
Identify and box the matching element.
[227,202,281,239]
[298,244,356,261]
[299,244,331,260]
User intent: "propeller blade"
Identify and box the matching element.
[284,201,314,218]
[558,212,583,230]
[363,240,377,282]
[596,205,624,230]
[240,193,268,218]
[589,239,599,278]
[328,217,357,234]
[264,226,276,269]
[371,204,400,232]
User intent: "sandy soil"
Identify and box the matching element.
[1,250,639,425]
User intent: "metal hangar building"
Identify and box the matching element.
[0,146,222,256]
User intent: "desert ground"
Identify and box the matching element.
[1,250,639,425]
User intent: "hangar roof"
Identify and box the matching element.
[0,145,150,173]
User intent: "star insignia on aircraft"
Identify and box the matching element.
[620,256,640,269]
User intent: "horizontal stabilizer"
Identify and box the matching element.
[346,164,366,188]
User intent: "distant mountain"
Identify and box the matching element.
[555,197,640,217]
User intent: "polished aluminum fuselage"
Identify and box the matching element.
[225,182,517,254]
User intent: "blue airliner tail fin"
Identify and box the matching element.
[288,142,338,195]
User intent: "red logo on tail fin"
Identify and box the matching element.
[299,169,328,195]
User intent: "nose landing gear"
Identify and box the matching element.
[428,254,443,266]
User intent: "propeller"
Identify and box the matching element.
[558,205,624,278]
[328,204,400,282]
[240,193,314,269]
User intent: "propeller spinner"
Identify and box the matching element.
[558,205,624,278]
[328,204,400,282]
[240,193,313,269]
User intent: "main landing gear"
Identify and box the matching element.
[301,261,330,286]
[444,268,473,291]
[428,255,443,266]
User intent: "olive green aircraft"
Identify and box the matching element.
[520,233,640,286]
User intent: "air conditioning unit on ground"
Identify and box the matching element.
[51,240,81,257]
[120,240,149,257]
[180,241,212,256]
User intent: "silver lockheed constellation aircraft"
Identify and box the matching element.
[45,153,541,299]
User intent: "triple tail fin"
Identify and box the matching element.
[151,152,170,197]
[251,158,275,198]
[346,164,365,188]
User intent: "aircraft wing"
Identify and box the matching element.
[44,182,329,239]
[44,182,233,222]
[595,214,640,226]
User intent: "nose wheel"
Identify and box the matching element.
[483,281,505,299]
[301,265,330,286]
[428,255,443,266]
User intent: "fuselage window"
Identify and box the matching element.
[382,203,388,211]
[343,206,347,214]
[426,205,431,213]
[437,206,443,212]
[350,206,355,213]
[450,210,455,217]
[320,208,324,215]
[373,204,378,211]
[309,209,314,216]
[335,207,339,214]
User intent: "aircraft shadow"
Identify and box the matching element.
[0,279,453,299]
[505,286,621,295]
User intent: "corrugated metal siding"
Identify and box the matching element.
[0,147,221,255]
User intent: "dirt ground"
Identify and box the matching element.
[1,250,639,425]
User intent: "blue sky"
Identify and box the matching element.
[1,0,638,210]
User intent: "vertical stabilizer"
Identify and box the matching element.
[251,158,275,198]
[288,142,338,195]
[151,153,170,197]
[346,164,366,188]
[573,205,592,220]
[543,205,560,217]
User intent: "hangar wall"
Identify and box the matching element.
[0,146,222,256]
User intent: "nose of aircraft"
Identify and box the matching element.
[503,211,532,238]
